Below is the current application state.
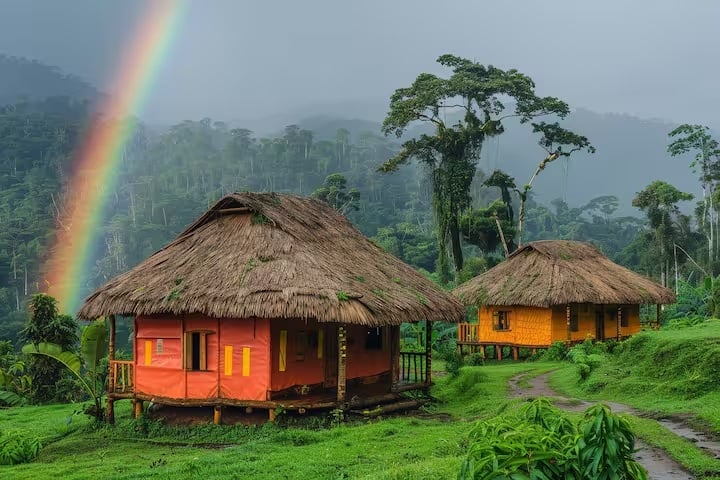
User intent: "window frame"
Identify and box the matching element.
[183,330,213,371]
[492,310,511,331]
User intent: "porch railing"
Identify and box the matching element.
[457,323,480,344]
[109,360,134,394]
[399,351,427,384]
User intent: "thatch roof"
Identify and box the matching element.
[453,240,675,308]
[78,193,464,325]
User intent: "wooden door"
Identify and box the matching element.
[595,306,605,341]
[323,324,338,387]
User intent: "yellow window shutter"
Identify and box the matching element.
[224,346,233,376]
[242,347,251,377]
[279,330,287,372]
[183,332,192,369]
[144,340,152,366]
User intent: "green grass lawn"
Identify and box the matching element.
[1,362,554,480]
[3,328,720,480]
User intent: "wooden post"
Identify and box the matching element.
[106,398,115,424]
[107,315,116,424]
[496,345,503,361]
[337,325,347,403]
[566,304,571,343]
[425,320,432,386]
[268,408,276,422]
[390,325,400,391]
[480,345,486,359]
[616,306,622,340]
[133,400,143,419]
[656,304,662,328]
[512,347,519,361]
[213,406,222,425]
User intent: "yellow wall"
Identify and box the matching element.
[478,306,552,347]
[475,304,642,347]
[550,304,641,343]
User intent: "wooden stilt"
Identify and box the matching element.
[656,304,662,328]
[512,347,519,361]
[616,306,622,340]
[390,326,400,392]
[133,400,144,419]
[425,320,432,386]
[213,406,222,425]
[496,345,503,361]
[337,326,347,403]
[480,345,486,359]
[106,398,115,424]
[268,408,276,422]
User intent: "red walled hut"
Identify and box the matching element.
[78,193,464,422]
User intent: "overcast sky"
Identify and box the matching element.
[1,0,718,126]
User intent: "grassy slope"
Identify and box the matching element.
[0,362,553,480]
[548,320,720,431]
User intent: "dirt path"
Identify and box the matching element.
[508,372,720,480]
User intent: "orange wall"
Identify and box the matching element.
[269,321,391,392]
[477,306,552,346]
[270,319,326,391]
[346,324,391,380]
[134,315,271,401]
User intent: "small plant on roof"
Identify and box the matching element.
[415,292,429,306]
[244,258,257,273]
[392,277,403,284]
[372,289,386,299]
[336,291,350,301]
[355,275,366,283]
[251,212,270,225]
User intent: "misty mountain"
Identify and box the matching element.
[0,54,101,105]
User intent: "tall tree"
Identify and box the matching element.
[668,124,720,268]
[632,181,694,287]
[516,122,594,246]
[379,54,573,282]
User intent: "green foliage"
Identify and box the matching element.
[22,318,108,420]
[0,431,41,465]
[336,291,350,301]
[458,399,647,480]
[543,341,569,361]
[21,294,79,403]
[311,173,360,215]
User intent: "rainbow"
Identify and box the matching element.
[44,0,187,314]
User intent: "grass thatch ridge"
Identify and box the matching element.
[453,240,675,307]
[78,192,465,325]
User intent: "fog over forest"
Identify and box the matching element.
[0,0,719,334]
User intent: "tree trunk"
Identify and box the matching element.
[448,213,463,280]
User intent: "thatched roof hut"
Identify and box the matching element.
[454,240,675,308]
[78,192,464,325]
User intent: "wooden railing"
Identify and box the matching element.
[457,323,480,344]
[399,351,427,384]
[109,360,134,394]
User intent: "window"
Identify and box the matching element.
[620,307,629,327]
[184,331,209,371]
[156,339,164,354]
[365,327,383,349]
[492,311,510,331]
[570,306,579,332]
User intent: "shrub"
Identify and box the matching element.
[0,431,41,465]
[543,341,568,361]
[458,399,647,480]
[464,352,484,366]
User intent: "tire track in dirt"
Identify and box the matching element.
[508,372,719,480]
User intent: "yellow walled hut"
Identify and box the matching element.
[453,240,675,359]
